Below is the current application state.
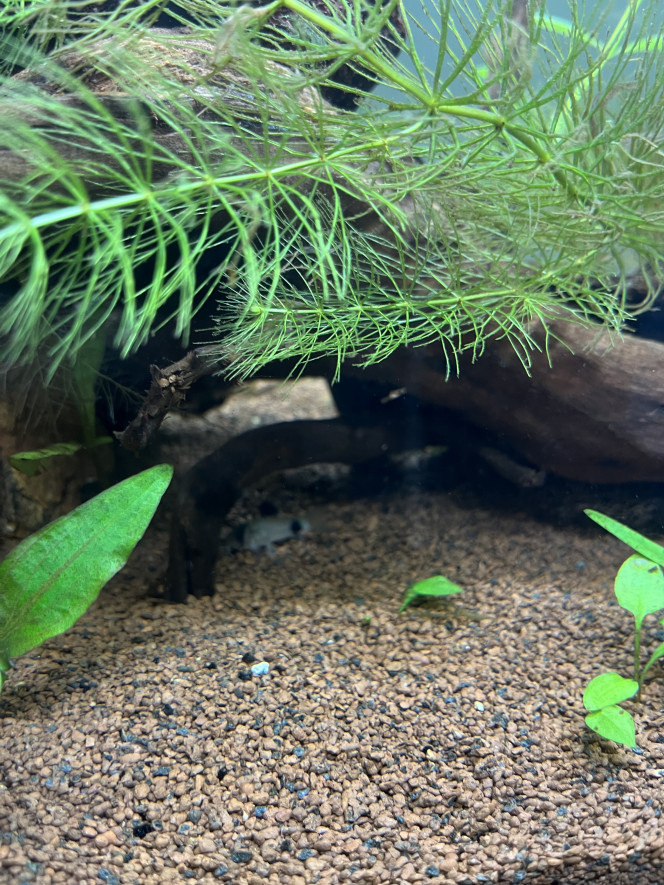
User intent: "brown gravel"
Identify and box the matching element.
[2,380,664,884]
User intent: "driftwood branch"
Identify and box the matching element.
[114,345,219,451]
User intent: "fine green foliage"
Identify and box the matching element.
[0,0,663,388]
[400,574,464,611]
[0,463,173,690]
[581,511,664,749]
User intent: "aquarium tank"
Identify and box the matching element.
[2,3,664,883]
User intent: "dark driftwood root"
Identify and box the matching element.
[115,346,219,451]
[164,412,455,601]
[372,320,664,484]
[148,312,664,601]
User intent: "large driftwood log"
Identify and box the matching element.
[2,30,336,194]
[121,309,664,486]
[162,319,664,600]
[350,321,664,484]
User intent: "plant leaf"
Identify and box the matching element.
[71,331,108,447]
[0,464,173,674]
[614,555,664,628]
[585,510,664,569]
[9,438,111,476]
[583,672,639,712]
[641,639,664,680]
[400,574,464,612]
[585,706,636,749]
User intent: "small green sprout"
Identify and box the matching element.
[583,672,639,749]
[0,464,173,692]
[400,575,464,612]
[582,510,664,749]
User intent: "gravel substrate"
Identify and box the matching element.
[2,381,664,884]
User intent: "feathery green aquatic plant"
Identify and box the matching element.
[0,0,663,387]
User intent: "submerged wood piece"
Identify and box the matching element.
[0,392,103,542]
[1,30,335,196]
[165,416,440,600]
[163,314,664,602]
[352,319,664,484]
[115,345,220,451]
[141,299,664,491]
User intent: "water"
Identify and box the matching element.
[382,0,656,102]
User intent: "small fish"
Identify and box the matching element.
[226,516,311,554]
[477,446,546,488]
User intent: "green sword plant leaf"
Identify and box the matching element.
[581,511,664,749]
[0,464,173,691]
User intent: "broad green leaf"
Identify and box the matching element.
[614,555,664,628]
[583,672,639,712]
[0,464,173,672]
[585,510,664,569]
[400,575,464,612]
[585,706,636,749]
[9,438,111,476]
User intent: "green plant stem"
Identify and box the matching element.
[3,109,433,241]
[635,627,643,701]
